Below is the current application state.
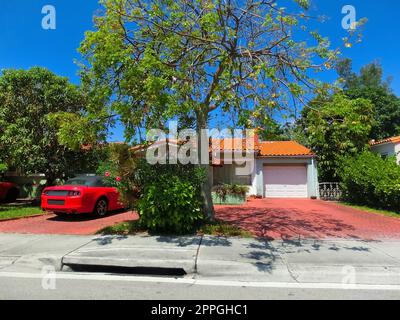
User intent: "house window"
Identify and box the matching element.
[232,174,252,186]
[213,165,231,186]
[232,163,252,185]
[213,164,252,186]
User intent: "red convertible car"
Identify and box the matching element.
[0,182,19,203]
[41,176,124,216]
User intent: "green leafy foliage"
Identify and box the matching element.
[97,143,139,207]
[135,159,207,229]
[137,169,205,234]
[336,59,400,140]
[294,0,310,10]
[0,162,7,174]
[346,87,400,140]
[302,94,374,181]
[0,68,104,184]
[339,152,400,212]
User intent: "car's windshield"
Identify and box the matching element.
[64,177,104,187]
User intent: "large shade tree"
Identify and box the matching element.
[57,0,357,218]
[0,68,104,185]
[301,94,374,182]
[336,59,400,140]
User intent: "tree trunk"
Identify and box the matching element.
[196,111,215,221]
[45,171,57,187]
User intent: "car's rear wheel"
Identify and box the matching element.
[94,198,108,217]
[5,188,19,203]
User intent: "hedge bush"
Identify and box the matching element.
[339,151,400,212]
[136,162,206,234]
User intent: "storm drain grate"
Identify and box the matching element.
[63,263,187,276]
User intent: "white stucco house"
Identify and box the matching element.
[370,136,400,164]
[135,135,320,199]
[210,138,319,199]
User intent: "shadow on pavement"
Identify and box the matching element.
[240,238,377,273]
[216,205,360,240]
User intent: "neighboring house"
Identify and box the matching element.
[3,142,126,199]
[137,136,319,199]
[370,136,400,164]
[4,169,46,199]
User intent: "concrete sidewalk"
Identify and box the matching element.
[1,234,400,286]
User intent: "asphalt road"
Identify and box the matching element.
[1,234,400,300]
[1,272,400,300]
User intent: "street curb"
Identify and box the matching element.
[60,235,202,275]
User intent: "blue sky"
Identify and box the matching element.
[1,0,399,141]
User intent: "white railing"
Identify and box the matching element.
[319,182,342,201]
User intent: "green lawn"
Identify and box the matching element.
[339,202,400,219]
[0,204,45,221]
[98,220,253,238]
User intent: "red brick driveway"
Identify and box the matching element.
[215,199,400,240]
[0,211,138,235]
[2,200,400,239]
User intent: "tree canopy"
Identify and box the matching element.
[54,0,353,217]
[301,94,374,182]
[336,59,400,140]
[74,0,339,135]
[0,68,103,184]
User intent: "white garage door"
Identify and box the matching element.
[263,166,308,198]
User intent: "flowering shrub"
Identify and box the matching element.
[97,144,140,207]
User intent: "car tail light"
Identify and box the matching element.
[68,191,81,197]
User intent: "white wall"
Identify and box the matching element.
[211,157,319,198]
[371,143,396,157]
[371,143,399,163]
[395,144,400,164]
[251,157,319,198]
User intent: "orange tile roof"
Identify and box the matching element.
[370,136,400,146]
[258,141,314,157]
[210,138,259,152]
[131,136,314,158]
[211,139,313,157]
